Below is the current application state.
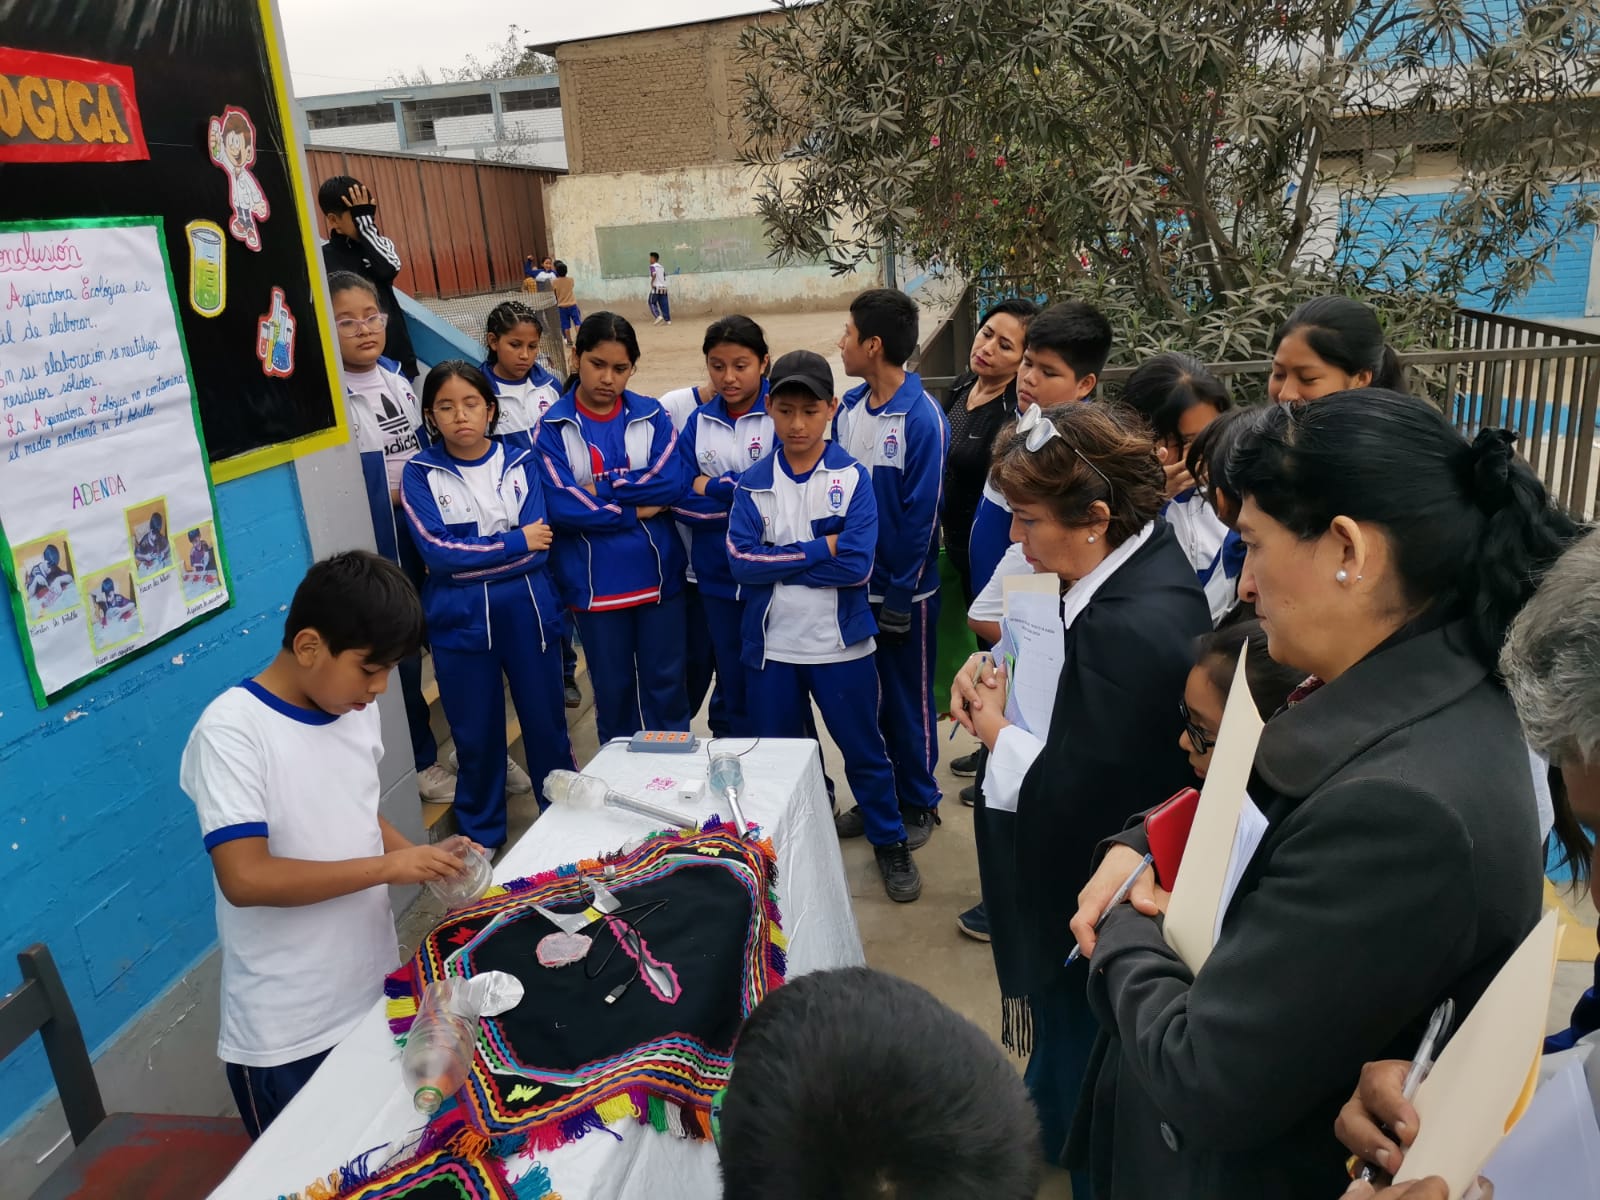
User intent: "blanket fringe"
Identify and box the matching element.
[1000,995,1033,1058]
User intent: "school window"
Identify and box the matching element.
[402,94,494,144]
[305,103,391,131]
[502,88,561,113]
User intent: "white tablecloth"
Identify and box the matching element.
[209,739,862,1199]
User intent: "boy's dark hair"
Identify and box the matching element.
[849,288,920,367]
[649,251,660,261]
[718,967,1041,1200]
[420,360,501,436]
[554,260,568,277]
[327,270,378,303]
[282,551,423,667]
[1023,299,1113,381]
[317,175,361,216]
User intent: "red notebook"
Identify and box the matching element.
[1145,786,1201,890]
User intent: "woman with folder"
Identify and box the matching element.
[948,401,1211,1189]
[1064,392,1578,1199]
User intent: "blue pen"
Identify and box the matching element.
[1066,853,1155,965]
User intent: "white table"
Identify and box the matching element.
[210,739,862,1199]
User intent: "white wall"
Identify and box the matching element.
[307,122,401,152]
[544,162,876,314]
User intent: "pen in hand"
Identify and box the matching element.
[1354,997,1455,1183]
[1066,852,1155,965]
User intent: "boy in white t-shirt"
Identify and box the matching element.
[180,551,469,1138]
[647,251,671,325]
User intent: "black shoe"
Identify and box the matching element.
[834,806,866,838]
[563,679,581,709]
[902,805,940,851]
[956,902,990,941]
[874,841,922,903]
[950,750,980,777]
[960,784,978,807]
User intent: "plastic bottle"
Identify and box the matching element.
[401,980,478,1115]
[426,836,493,909]
[543,769,694,829]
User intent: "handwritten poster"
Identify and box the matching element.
[0,216,229,705]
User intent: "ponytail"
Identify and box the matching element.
[1460,428,1581,667]
[1371,344,1404,392]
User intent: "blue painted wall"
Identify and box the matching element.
[1350,0,1513,62]
[1341,183,1597,318]
[0,464,311,1131]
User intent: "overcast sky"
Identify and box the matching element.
[279,0,773,96]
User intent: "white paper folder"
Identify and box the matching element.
[1161,648,1265,971]
[1397,911,1562,1197]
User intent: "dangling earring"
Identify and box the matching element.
[1087,534,1098,544]
[1335,568,1349,583]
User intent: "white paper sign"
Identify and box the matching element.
[1,217,228,704]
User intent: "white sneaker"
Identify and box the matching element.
[417,763,456,802]
[652,316,664,325]
[505,756,534,794]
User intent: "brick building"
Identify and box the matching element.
[534,5,876,314]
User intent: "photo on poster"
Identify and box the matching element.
[125,496,174,578]
[13,533,79,626]
[85,562,143,653]
[181,522,222,603]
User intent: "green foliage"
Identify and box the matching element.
[738,0,1600,361]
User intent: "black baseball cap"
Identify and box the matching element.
[768,350,834,401]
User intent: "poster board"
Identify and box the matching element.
[0,216,230,705]
[0,1,347,479]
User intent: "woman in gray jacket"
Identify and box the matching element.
[1066,392,1580,1199]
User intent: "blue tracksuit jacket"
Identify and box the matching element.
[832,371,949,611]
[726,443,879,669]
[481,357,564,453]
[671,381,773,600]
[533,388,690,611]
[399,439,563,652]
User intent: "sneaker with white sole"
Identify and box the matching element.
[417,763,456,802]
[448,750,535,795]
[505,756,534,794]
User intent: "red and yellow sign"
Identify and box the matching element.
[0,46,147,163]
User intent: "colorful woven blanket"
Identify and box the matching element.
[385,820,786,1151]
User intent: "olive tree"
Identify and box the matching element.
[738,0,1600,360]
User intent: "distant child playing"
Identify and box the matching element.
[329,271,454,803]
[181,551,470,1138]
[536,312,691,743]
[402,362,576,846]
[552,261,581,348]
[728,350,921,903]
[833,289,950,851]
[647,252,671,325]
[481,300,578,707]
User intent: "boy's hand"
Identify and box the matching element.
[522,519,553,551]
[383,843,465,885]
[343,182,375,212]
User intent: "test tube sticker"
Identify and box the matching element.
[255,287,296,379]
[185,220,226,317]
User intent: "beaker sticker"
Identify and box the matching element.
[206,105,269,251]
[185,220,227,317]
[255,287,296,379]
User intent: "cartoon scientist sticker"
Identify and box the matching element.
[207,105,270,251]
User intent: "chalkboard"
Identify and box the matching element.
[596,216,783,280]
[0,0,346,480]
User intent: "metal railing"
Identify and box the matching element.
[913,291,1600,520]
